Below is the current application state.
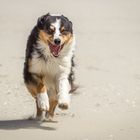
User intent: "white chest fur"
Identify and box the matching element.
[29,54,71,88]
[30,55,71,74]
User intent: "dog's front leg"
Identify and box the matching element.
[57,77,71,110]
[36,84,49,121]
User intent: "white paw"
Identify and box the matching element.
[37,93,49,111]
[45,115,54,122]
[58,93,70,110]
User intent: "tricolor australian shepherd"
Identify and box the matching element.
[23,13,76,121]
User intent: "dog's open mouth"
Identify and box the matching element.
[49,43,64,57]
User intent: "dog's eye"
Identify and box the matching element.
[47,28,54,34]
[47,26,55,35]
[61,29,68,35]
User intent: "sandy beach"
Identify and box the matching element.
[0,0,140,139]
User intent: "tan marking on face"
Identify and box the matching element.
[50,25,55,31]
[60,26,65,32]
[61,33,73,45]
[39,30,53,46]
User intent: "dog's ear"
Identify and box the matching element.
[37,13,50,29]
[62,15,73,33]
[69,20,73,33]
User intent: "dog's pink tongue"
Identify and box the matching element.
[51,45,60,56]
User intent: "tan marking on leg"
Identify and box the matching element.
[25,81,47,96]
[25,81,48,120]
[25,83,37,97]
[49,99,58,117]
[46,89,58,119]
[37,83,46,93]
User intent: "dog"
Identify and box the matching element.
[23,13,76,121]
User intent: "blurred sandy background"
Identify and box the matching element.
[0,0,140,140]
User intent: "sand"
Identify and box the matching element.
[0,0,140,140]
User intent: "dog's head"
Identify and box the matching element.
[37,13,74,57]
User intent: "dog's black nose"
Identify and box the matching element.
[54,38,61,45]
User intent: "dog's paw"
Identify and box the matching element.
[37,93,49,111]
[45,115,54,122]
[58,103,69,110]
[36,111,47,122]
[37,113,54,122]
[58,94,70,110]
